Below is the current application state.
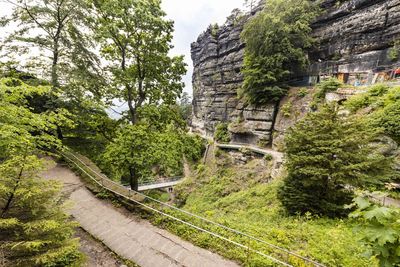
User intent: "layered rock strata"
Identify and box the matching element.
[191,0,400,145]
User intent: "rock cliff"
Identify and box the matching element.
[191,0,400,145]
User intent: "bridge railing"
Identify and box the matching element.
[136,176,183,187]
[59,148,326,267]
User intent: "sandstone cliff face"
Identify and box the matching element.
[310,0,400,74]
[191,0,400,145]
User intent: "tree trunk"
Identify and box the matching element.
[56,125,63,140]
[1,164,24,218]
[51,39,60,90]
[129,167,138,191]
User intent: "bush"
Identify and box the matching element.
[214,123,231,143]
[278,105,390,217]
[388,40,399,61]
[372,101,400,142]
[264,154,273,161]
[281,102,292,117]
[297,87,308,98]
[314,78,342,100]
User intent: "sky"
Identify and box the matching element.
[0,0,246,99]
[160,0,245,96]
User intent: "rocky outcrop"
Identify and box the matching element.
[310,0,400,74]
[191,8,275,145]
[191,0,400,145]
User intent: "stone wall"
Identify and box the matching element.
[191,0,400,145]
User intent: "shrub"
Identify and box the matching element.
[214,123,231,143]
[281,102,292,117]
[314,78,342,100]
[372,101,400,142]
[278,104,391,217]
[388,40,399,61]
[297,87,308,98]
[264,154,273,161]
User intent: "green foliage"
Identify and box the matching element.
[0,78,82,266]
[388,40,400,61]
[210,23,219,37]
[373,102,400,143]
[160,156,377,266]
[214,123,231,143]
[240,0,320,105]
[281,102,292,117]
[103,119,203,189]
[349,197,400,267]
[91,0,186,125]
[0,78,73,159]
[0,0,101,93]
[264,154,273,161]
[178,92,193,123]
[345,85,400,142]
[0,157,83,267]
[297,87,309,98]
[278,105,391,217]
[314,78,343,100]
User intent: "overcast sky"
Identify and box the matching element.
[0,0,245,96]
[161,0,245,95]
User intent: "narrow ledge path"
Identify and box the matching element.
[41,162,239,267]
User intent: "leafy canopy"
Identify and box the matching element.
[91,0,186,124]
[0,0,100,92]
[240,0,319,105]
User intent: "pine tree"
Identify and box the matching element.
[278,104,391,217]
[0,78,82,266]
[0,156,83,267]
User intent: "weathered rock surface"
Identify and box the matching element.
[310,0,400,74]
[191,0,400,145]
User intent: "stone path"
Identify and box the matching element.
[42,163,239,267]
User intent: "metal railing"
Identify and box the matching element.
[60,148,326,267]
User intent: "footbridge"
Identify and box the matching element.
[137,177,183,191]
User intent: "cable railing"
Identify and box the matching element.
[59,148,326,267]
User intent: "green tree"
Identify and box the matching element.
[90,0,187,189]
[348,197,400,267]
[178,92,193,123]
[91,0,186,125]
[0,156,82,267]
[0,0,98,91]
[0,78,73,159]
[278,105,391,217]
[0,78,81,266]
[0,0,107,140]
[240,0,319,105]
[103,122,201,190]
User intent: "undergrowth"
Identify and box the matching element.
[148,151,377,267]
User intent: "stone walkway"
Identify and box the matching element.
[41,163,239,267]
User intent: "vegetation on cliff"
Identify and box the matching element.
[240,0,319,105]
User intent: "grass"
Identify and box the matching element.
[149,150,378,267]
[61,142,379,266]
